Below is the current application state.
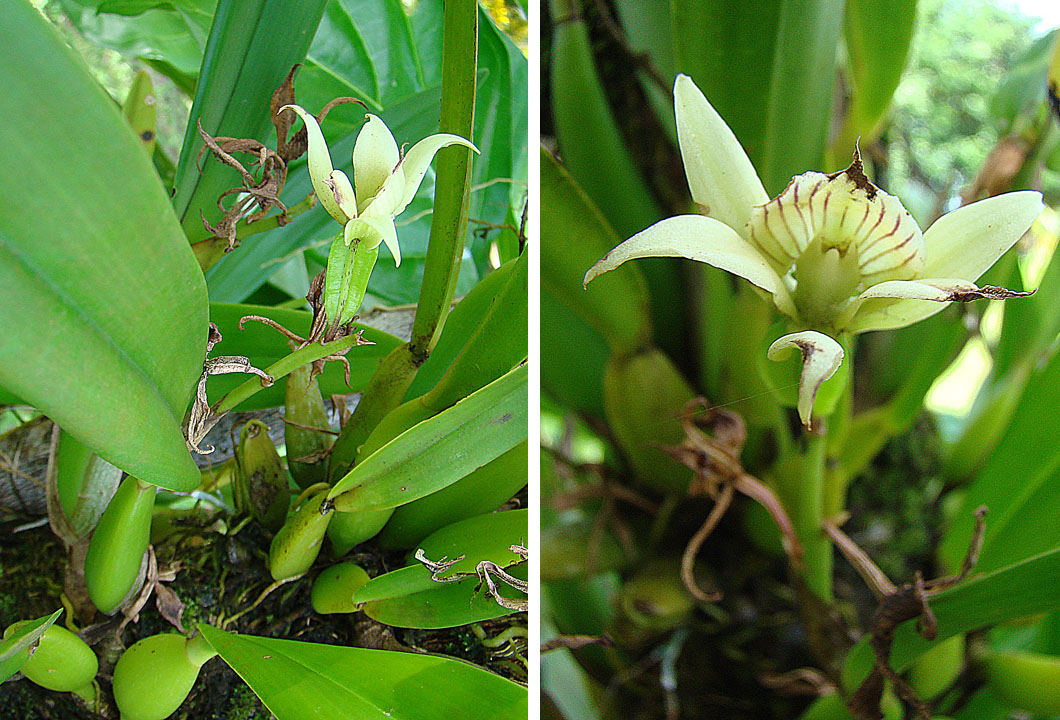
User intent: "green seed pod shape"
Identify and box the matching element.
[311,563,371,614]
[799,690,901,720]
[113,634,214,720]
[4,623,97,693]
[84,475,155,614]
[269,490,334,581]
[327,507,393,556]
[614,562,695,640]
[603,349,695,493]
[235,420,291,532]
[985,650,1060,715]
[285,363,332,489]
[907,634,964,701]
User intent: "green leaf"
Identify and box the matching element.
[540,147,653,357]
[403,255,519,401]
[0,610,63,683]
[842,547,1060,694]
[939,348,1060,574]
[57,0,208,86]
[0,1,207,491]
[834,0,918,154]
[172,0,329,246]
[547,0,662,239]
[354,510,527,628]
[328,364,527,511]
[207,303,402,410]
[198,625,527,719]
[671,0,845,194]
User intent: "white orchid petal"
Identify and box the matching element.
[398,133,479,215]
[845,278,1034,332]
[326,170,357,221]
[362,167,407,219]
[583,215,796,315]
[357,214,401,267]
[353,114,400,209]
[674,74,768,231]
[923,191,1044,280]
[279,104,346,225]
[767,331,844,430]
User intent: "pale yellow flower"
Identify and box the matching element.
[586,75,1044,427]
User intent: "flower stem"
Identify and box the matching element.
[795,430,832,601]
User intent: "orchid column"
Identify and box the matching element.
[586,74,1044,601]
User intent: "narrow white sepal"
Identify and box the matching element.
[767,331,844,430]
[582,214,797,317]
[358,214,401,267]
[279,104,346,225]
[674,74,768,230]
[922,190,1044,280]
[845,277,1033,332]
[398,133,479,215]
[353,114,401,210]
[326,170,357,223]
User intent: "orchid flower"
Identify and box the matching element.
[585,74,1044,428]
[281,104,478,267]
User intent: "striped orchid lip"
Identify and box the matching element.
[584,74,1044,429]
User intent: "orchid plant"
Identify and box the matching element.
[586,74,1044,429]
[283,104,479,271]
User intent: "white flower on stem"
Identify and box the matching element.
[281,104,478,267]
[585,74,1044,428]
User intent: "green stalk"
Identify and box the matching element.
[409,0,478,357]
[327,345,421,482]
[774,432,831,602]
[329,0,478,477]
[215,333,365,414]
[796,432,831,601]
[191,194,316,271]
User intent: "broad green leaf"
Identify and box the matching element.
[57,0,208,89]
[540,289,609,418]
[613,0,676,144]
[940,348,1060,573]
[328,364,527,511]
[403,255,519,401]
[0,610,63,683]
[0,1,207,491]
[842,547,1060,694]
[546,0,684,355]
[198,625,527,720]
[993,235,1060,381]
[360,563,527,629]
[547,0,661,239]
[207,303,402,410]
[354,510,527,628]
[672,0,845,194]
[834,0,918,154]
[172,0,329,245]
[540,147,653,357]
